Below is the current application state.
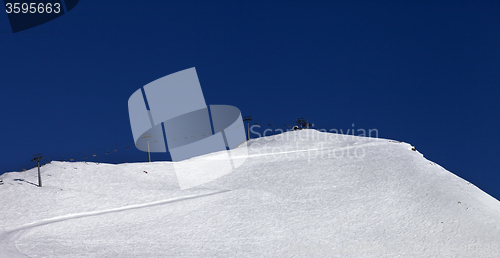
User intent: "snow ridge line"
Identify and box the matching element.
[0,189,231,258]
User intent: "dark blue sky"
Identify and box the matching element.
[1,1,499,200]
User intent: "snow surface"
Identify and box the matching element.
[1,129,499,257]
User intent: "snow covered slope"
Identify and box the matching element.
[1,130,499,257]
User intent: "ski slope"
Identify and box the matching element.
[1,130,499,257]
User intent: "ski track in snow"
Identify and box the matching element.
[0,190,230,258]
[232,139,386,160]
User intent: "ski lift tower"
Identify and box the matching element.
[31,154,44,187]
[141,134,152,162]
[296,117,306,129]
[243,116,252,140]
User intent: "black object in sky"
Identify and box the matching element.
[3,0,79,33]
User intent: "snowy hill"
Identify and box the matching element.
[1,130,499,257]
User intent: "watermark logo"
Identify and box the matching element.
[4,0,79,33]
[247,124,379,163]
[128,67,248,189]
